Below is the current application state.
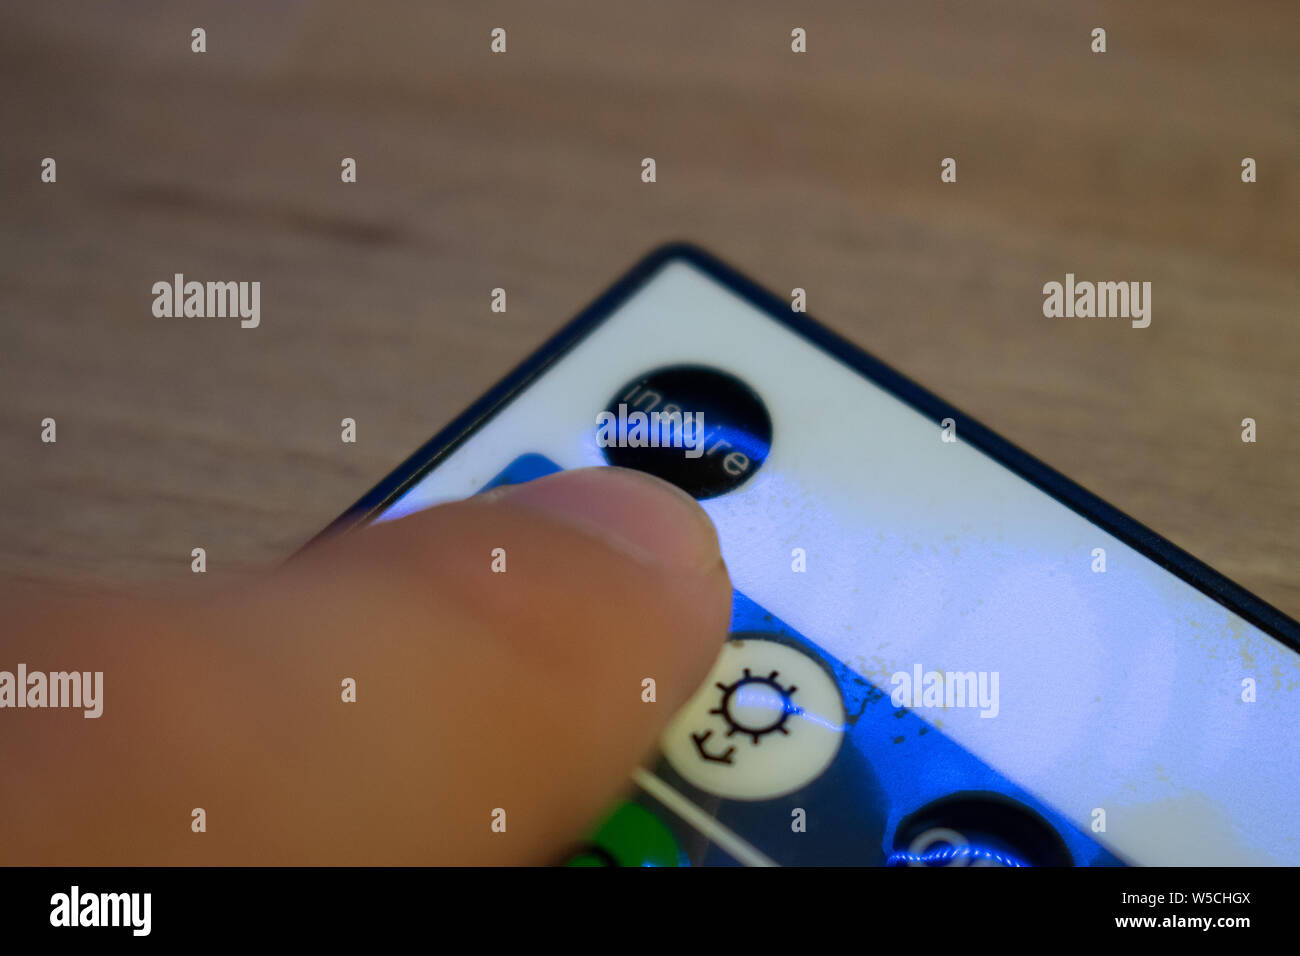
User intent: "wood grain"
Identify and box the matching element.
[0,1,1296,619]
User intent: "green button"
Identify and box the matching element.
[566,801,684,867]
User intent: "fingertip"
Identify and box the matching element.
[481,466,723,574]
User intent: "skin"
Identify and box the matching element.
[0,467,732,864]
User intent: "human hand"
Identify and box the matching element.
[0,467,731,864]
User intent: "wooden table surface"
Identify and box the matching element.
[1,1,1296,618]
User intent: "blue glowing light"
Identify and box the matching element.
[733,685,846,733]
[885,844,1031,867]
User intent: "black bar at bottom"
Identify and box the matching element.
[0,865,1284,942]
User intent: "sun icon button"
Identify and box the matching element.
[713,669,797,744]
[662,636,845,801]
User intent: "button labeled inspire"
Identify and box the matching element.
[595,403,705,457]
[598,365,772,499]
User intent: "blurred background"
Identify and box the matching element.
[0,1,1296,617]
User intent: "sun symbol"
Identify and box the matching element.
[711,668,798,744]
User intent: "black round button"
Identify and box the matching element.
[597,365,772,499]
[889,793,1073,867]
